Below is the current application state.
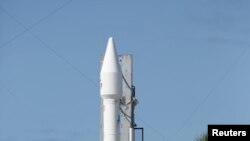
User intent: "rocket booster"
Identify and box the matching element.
[100,37,122,141]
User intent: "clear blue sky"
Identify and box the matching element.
[1,0,250,141]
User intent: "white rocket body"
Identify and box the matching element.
[100,37,122,141]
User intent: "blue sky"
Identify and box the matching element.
[1,0,250,141]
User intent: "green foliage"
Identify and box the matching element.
[195,132,208,141]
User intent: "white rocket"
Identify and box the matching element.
[100,37,122,141]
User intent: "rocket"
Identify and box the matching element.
[100,37,122,141]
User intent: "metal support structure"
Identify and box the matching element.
[129,86,135,141]
[135,128,144,141]
[119,55,134,141]
[131,86,135,128]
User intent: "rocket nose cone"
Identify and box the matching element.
[100,37,123,98]
[101,37,121,73]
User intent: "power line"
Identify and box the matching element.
[0,0,73,49]
[0,1,98,87]
[169,47,248,141]
[0,1,99,137]
[31,32,98,87]
[1,3,170,140]
[137,116,169,141]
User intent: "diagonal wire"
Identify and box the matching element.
[169,47,248,141]
[2,2,165,139]
[0,1,98,87]
[30,32,98,87]
[137,116,169,141]
[122,74,132,90]
[120,107,132,124]
[0,0,73,49]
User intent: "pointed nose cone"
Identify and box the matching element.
[100,37,122,99]
[101,37,121,73]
